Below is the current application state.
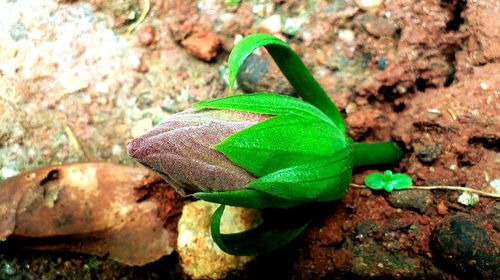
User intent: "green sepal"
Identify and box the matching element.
[194,188,304,209]
[210,205,312,256]
[227,33,345,132]
[248,147,353,201]
[216,113,347,177]
[364,170,413,192]
[193,93,335,126]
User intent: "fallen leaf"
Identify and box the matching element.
[0,162,183,266]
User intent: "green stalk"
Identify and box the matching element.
[352,142,403,167]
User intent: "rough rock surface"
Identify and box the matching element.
[177,201,261,279]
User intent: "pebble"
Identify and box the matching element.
[431,215,499,278]
[0,166,19,179]
[258,14,282,34]
[137,25,155,46]
[283,17,305,35]
[177,201,261,279]
[236,53,295,95]
[359,14,397,38]
[489,178,500,194]
[130,118,153,138]
[457,192,479,206]
[354,0,384,11]
[436,200,448,216]
[387,189,433,214]
[338,29,355,44]
[181,31,221,62]
[416,144,442,165]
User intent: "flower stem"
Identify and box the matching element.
[352,142,403,167]
[350,183,500,198]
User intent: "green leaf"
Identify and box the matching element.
[194,188,304,209]
[388,173,413,191]
[248,150,353,201]
[193,93,335,126]
[228,33,345,132]
[216,114,348,177]
[364,170,413,192]
[364,173,385,190]
[210,205,312,256]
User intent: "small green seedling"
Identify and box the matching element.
[364,170,412,192]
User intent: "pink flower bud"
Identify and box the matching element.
[127,109,268,195]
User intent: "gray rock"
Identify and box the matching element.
[416,144,443,165]
[237,54,295,95]
[431,215,499,279]
[387,189,432,214]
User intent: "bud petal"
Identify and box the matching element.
[127,109,268,195]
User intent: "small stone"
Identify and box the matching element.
[181,30,221,62]
[137,25,156,46]
[359,14,397,38]
[237,53,295,95]
[356,219,378,237]
[177,201,261,279]
[489,178,500,194]
[131,118,153,138]
[354,0,384,11]
[258,14,282,34]
[0,166,19,179]
[338,29,355,44]
[416,145,442,165]
[431,215,499,278]
[457,192,479,206]
[283,17,305,35]
[388,190,433,214]
[436,200,448,216]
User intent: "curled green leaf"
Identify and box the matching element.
[210,205,312,256]
[227,33,345,132]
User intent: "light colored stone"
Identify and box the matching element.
[177,200,262,279]
[338,29,355,44]
[259,14,282,34]
[457,192,479,206]
[354,0,384,11]
[130,118,153,138]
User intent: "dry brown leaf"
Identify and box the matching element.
[0,162,182,266]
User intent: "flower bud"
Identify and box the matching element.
[127,109,268,195]
[128,94,353,206]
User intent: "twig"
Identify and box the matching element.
[350,183,500,198]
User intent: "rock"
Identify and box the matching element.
[130,118,153,138]
[416,144,442,165]
[354,0,384,11]
[338,29,355,44]
[387,190,432,214]
[356,219,378,240]
[236,53,295,95]
[177,201,261,279]
[359,14,397,38]
[181,28,221,62]
[457,192,479,206]
[436,200,448,216]
[283,16,306,36]
[431,215,499,279]
[258,14,282,34]
[137,25,155,46]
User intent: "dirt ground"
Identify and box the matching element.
[0,0,498,279]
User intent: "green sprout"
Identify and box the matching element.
[364,170,413,192]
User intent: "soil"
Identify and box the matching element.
[0,0,498,279]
